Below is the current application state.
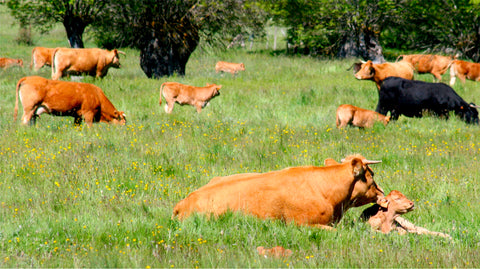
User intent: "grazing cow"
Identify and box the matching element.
[159,82,222,113]
[397,54,453,81]
[215,61,245,76]
[449,60,480,86]
[257,246,293,258]
[30,47,56,71]
[354,60,414,89]
[360,190,414,234]
[52,48,125,80]
[336,104,390,128]
[172,154,385,229]
[376,77,479,124]
[0,57,23,69]
[14,76,126,126]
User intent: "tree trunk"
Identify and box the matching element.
[63,16,86,48]
[139,30,199,78]
[338,31,385,63]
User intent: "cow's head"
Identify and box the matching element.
[109,49,125,69]
[112,111,127,125]
[378,190,415,215]
[206,83,222,98]
[239,63,245,71]
[332,154,385,207]
[17,59,24,67]
[354,61,375,80]
[463,103,480,124]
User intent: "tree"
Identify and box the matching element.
[382,0,480,61]
[7,0,108,48]
[92,0,267,78]
[267,0,396,62]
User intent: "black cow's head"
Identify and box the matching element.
[462,103,479,124]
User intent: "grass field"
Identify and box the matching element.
[1,5,480,268]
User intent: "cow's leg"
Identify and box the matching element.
[433,72,442,82]
[82,112,94,126]
[165,101,174,113]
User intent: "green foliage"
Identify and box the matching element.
[1,6,480,267]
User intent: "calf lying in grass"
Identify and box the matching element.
[336,104,390,128]
[361,190,452,239]
[257,246,292,258]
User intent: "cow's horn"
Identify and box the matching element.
[117,50,126,55]
[360,60,366,63]
[363,160,382,165]
[469,104,480,108]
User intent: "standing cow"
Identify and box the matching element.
[449,60,480,86]
[52,48,125,80]
[376,77,479,124]
[30,47,56,71]
[14,76,126,126]
[397,54,453,81]
[354,60,414,89]
[173,154,385,229]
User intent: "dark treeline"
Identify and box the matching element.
[6,0,480,77]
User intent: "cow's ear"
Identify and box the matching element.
[217,85,222,89]
[324,158,339,166]
[378,197,389,208]
[351,158,365,177]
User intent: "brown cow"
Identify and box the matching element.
[354,60,414,89]
[397,54,453,81]
[14,76,126,126]
[30,47,56,71]
[215,61,245,76]
[0,57,23,69]
[159,82,222,113]
[449,59,480,86]
[172,154,385,229]
[52,48,125,80]
[336,104,390,128]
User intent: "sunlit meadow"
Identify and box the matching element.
[1,6,479,268]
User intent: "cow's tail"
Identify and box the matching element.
[14,77,26,121]
[30,48,35,70]
[449,60,457,86]
[159,82,167,106]
[51,47,60,79]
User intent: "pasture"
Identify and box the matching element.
[1,6,480,268]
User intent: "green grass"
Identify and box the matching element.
[1,5,480,268]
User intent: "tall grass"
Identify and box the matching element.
[1,5,479,268]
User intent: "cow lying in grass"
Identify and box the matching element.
[360,190,452,239]
[173,154,385,229]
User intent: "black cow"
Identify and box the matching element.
[376,77,479,124]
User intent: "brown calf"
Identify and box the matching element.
[336,104,390,128]
[215,61,245,76]
[159,82,222,113]
[0,57,23,69]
